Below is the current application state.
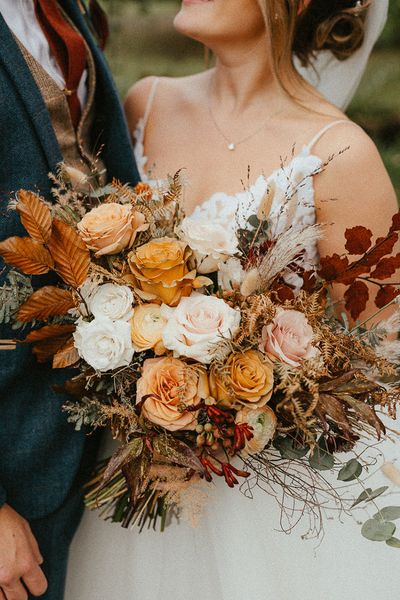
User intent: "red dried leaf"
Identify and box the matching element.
[345,226,373,255]
[17,286,75,322]
[344,280,369,320]
[300,270,317,292]
[318,254,349,282]
[375,286,400,309]
[370,255,400,281]
[47,219,90,288]
[363,233,398,268]
[276,285,295,302]
[335,264,370,286]
[390,212,400,233]
[0,236,53,275]
[16,190,52,243]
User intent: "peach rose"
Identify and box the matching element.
[209,350,274,409]
[259,308,319,367]
[235,406,277,457]
[136,357,209,431]
[77,203,148,257]
[131,303,167,354]
[128,237,198,306]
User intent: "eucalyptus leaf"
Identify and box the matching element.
[338,458,363,482]
[352,486,389,508]
[247,214,259,228]
[273,436,309,460]
[309,448,335,471]
[366,486,389,503]
[351,488,373,508]
[374,506,400,522]
[361,519,396,542]
[386,537,400,548]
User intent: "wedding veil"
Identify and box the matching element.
[295,0,389,110]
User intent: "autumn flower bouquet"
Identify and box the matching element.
[1,165,400,545]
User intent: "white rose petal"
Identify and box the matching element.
[161,293,241,364]
[218,258,245,291]
[88,283,134,322]
[73,317,134,372]
[178,217,239,274]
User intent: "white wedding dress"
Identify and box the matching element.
[66,88,400,600]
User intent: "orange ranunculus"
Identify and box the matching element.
[131,303,167,354]
[128,237,197,306]
[77,203,148,257]
[209,350,274,409]
[136,357,209,432]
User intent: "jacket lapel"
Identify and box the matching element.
[0,13,63,170]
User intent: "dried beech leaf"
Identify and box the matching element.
[335,264,370,286]
[345,226,373,255]
[275,284,295,302]
[363,233,398,268]
[390,213,400,233]
[17,286,75,322]
[318,254,349,282]
[16,190,52,243]
[370,255,400,281]
[25,324,76,344]
[48,219,90,288]
[375,285,400,309]
[0,236,53,275]
[52,337,80,369]
[344,280,369,320]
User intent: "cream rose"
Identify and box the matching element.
[77,203,148,257]
[260,308,319,367]
[131,303,167,353]
[73,317,134,372]
[235,406,277,457]
[177,216,239,274]
[161,293,241,364]
[89,283,134,321]
[136,357,209,431]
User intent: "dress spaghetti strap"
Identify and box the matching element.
[142,76,160,130]
[306,119,360,152]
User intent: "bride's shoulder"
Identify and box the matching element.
[124,73,208,127]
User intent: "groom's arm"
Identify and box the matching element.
[0,505,48,599]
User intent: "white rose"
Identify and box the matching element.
[178,216,239,274]
[73,317,134,372]
[218,258,245,291]
[161,293,241,364]
[88,284,134,321]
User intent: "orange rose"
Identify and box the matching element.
[136,357,209,431]
[128,237,197,306]
[77,203,148,257]
[209,350,274,409]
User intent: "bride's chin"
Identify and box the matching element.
[174,0,215,39]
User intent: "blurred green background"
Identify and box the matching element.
[102,0,400,195]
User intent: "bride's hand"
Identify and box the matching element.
[0,504,48,599]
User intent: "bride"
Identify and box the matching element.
[67,1,399,599]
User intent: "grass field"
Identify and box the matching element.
[104,2,400,196]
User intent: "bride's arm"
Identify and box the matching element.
[313,124,398,324]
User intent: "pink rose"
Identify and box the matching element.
[259,308,319,367]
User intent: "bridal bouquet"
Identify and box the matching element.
[1,165,400,545]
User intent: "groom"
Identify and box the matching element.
[0,1,139,599]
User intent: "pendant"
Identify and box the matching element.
[228,143,236,151]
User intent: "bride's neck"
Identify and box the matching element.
[209,39,287,114]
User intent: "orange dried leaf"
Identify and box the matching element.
[53,337,79,369]
[0,236,53,275]
[344,226,373,255]
[17,286,75,322]
[16,190,52,243]
[318,254,349,282]
[390,212,400,234]
[25,324,76,344]
[48,219,90,288]
[370,255,400,281]
[344,280,369,320]
[363,233,398,268]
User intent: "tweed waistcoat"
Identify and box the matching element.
[15,24,106,181]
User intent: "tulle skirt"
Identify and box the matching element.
[66,430,400,600]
